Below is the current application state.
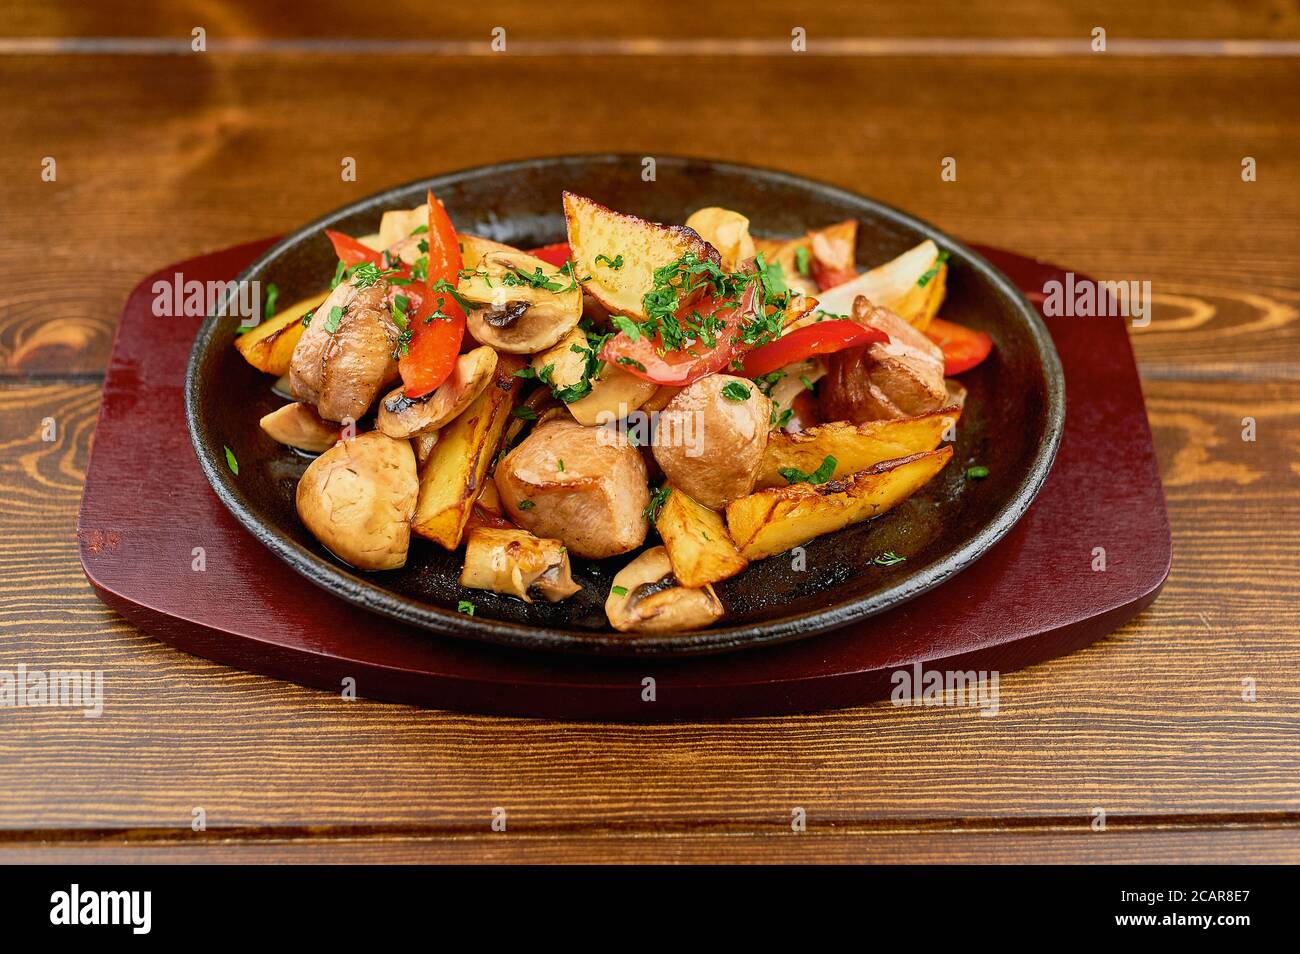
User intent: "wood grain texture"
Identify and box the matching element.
[1,826,1297,864]
[10,1,1300,41]
[1,375,1296,838]
[2,1,1298,861]
[2,54,1298,375]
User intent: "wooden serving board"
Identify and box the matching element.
[77,241,1170,720]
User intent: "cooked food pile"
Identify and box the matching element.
[233,191,993,632]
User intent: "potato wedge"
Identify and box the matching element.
[726,447,953,561]
[809,240,941,324]
[655,488,748,588]
[684,207,756,270]
[234,291,329,376]
[459,233,521,270]
[410,354,523,549]
[754,407,960,489]
[563,191,719,320]
[378,204,430,250]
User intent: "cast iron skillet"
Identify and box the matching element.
[186,155,1064,656]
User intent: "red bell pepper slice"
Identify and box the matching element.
[600,283,762,387]
[740,319,887,378]
[325,229,383,268]
[526,241,572,268]
[396,192,467,398]
[924,317,994,375]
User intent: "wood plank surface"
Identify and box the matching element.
[1,3,1297,862]
[2,54,1298,375]
[1,375,1296,838]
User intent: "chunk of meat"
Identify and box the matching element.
[819,297,947,423]
[495,419,650,559]
[290,278,399,423]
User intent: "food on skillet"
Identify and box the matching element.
[233,189,994,632]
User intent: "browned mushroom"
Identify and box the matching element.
[495,418,650,559]
[460,246,583,354]
[376,346,499,440]
[651,374,771,510]
[295,431,419,571]
[460,527,581,603]
[604,546,724,633]
[259,402,340,454]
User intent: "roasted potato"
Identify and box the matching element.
[496,418,650,559]
[684,207,756,270]
[754,407,960,489]
[410,354,523,549]
[459,245,583,354]
[259,401,340,454]
[295,431,419,570]
[377,346,498,440]
[235,291,329,376]
[605,546,724,634]
[725,447,953,561]
[460,527,581,602]
[563,191,719,321]
[655,488,748,588]
[377,203,430,250]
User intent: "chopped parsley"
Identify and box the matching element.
[918,250,950,288]
[223,445,239,475]
[512,406,537,421]
[610,315,640,341]
[518,499,536,510]
[557,459,565,472]
[323,305,345,334]
[457,600,475,616]
[779,454,837,486]
[262,282,279,319]
[595,253,625,270]
[644,485,670,523]
[615,356,646,373]
[966,465,989,480]
[721,381,751,402]
[409,224,428,235]
[794,246,811,276]
[610,585,628,597]
[873,551,907,567]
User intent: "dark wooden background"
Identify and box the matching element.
[1,1,1298,862]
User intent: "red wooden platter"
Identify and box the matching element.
[78,240,1170,720]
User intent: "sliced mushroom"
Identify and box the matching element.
[295,431,419,571]
[531,328,659,427]
[376,346,499,439]
[460,248,582,354]
[605,546,724,633]
[460,527,581,603]
[259,401,340,454]
[651,374,771,510]
[819,297,947,423]
[496,418,650,559]
[289,278,399,423]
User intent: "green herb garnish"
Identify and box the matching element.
[966,465,989,480]
[223,445,239,475]
[518,499,536,510]
[323,305,344,334]
[457,600,475,616]
[611,585,628,596]
[794,246,810,276]
[263,283,279,319]
[721,381,751,402]
[595,253,625,270]
[873,551,906,566]
[644,485,670,523]
[779,455,837,486]
[917,251,951,288]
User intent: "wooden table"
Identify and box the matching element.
[2,2,1298,863]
